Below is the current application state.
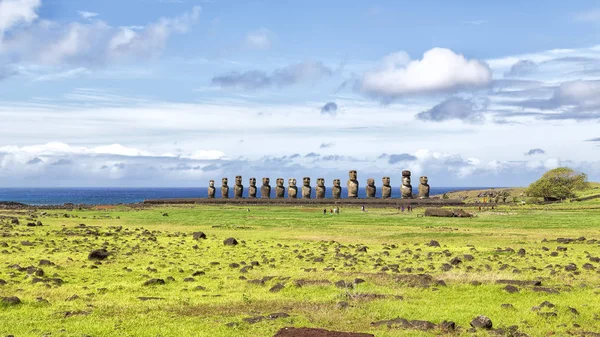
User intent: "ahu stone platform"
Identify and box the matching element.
[143,197,464,207]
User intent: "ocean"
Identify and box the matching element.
[0,187,490,205]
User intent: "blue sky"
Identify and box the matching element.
[1,0,600,187]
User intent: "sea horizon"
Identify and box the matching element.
[0,186,503,206]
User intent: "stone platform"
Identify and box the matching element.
[143,198,464,207]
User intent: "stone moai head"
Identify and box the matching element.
[276,178,284,187]
[317,178,325,187]
[235,175,242,186]
[402,170,411,186]
[289,178,297,187]
[262,177,270,186]
[209,180,215,188]
[249,177,256,186]
[367,178,375,187]
[303,177,311,186]
[382,176,390,186]
[333,179,341,187]
[349,170,357,181]
[222,178,228,186]
[420,176,428,185]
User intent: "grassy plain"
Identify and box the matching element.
[1,202,600,336]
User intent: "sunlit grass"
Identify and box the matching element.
[1,204,599,336]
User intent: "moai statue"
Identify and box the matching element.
[275,178,285,198]
[208,180,216,198]
[248,178,257,198]
[316,178,326,199]
[260,178,271,199]
[332,179,342,199]
[221,178,229,199]
[234,175,243,199]
[302,177,312,199]
[418,176,430,199]
[288,178,298,199]
[366,178,376,198]
[401,170,413,199]
[381,177,392,199]
[347,170,359,198]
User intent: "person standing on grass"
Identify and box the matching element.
[324,208,327,215]
[401,205,405,212]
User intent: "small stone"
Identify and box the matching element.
[143,278,165,286]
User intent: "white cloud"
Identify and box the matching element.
[360,48,492,98]
[557,80,600,110]
[78,11,99,20]
[0,5,201,66]
[0,0,40,39]
[245,28,272,50]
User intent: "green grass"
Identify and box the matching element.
[1,204,600,336]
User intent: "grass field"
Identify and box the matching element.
[1,203,600,336]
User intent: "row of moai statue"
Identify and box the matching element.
[208,170,430,199]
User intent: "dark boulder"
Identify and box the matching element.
[1,297,21,306]
[88,249,110,261]
[427,240,441,247]
[223,237,238,246]
[193,232,206,240]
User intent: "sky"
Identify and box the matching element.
[1,0,600,187]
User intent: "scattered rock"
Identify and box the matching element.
[470,315,492,330]
[66,294,79,301]
[243,316,265,324]
[143,278,165,286]
[193,232,206,240]
[223,237,238,246]
[138,297,164,301]
[1,297,21,306]
[495,279,542,286]
[449,257,462,265]
[273,327,374,337]
[269,283,285,293]
[427,240,440,247]
[268,312,290,319]
[88,249,110,261]
[540,301,555,308]
[504,285,519,293]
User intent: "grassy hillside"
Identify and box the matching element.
[436,182,600,203]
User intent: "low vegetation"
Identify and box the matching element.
[525,167,589,201]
